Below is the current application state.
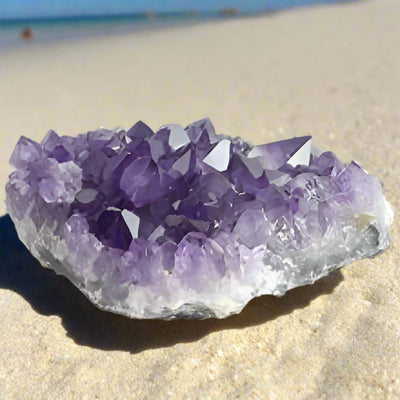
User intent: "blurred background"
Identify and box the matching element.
[1,0,349,47]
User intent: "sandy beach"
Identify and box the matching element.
[1,0,399,398]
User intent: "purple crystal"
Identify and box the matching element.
[6,118,393,319]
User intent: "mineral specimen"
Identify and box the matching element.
[5,118,393,319]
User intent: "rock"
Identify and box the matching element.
[5,119,393,319]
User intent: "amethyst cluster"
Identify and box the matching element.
[6,118,393,319]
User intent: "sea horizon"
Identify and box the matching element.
[0,0,358,49]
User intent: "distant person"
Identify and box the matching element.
[20,27,35,41]
[220,8,239,16]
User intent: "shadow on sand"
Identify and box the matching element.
[0,214,343,354]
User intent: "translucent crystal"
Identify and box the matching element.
[5,118,393,319]
[203,139,231,171]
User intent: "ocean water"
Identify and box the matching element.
[0,0,355,49]
[0,13,210,49]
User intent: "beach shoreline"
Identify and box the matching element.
[0,13,217,51]
[0,0,359,51]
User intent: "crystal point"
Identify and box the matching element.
[203,139,231,171]
[248,135,312,169]
[172,149,191,175]
[121,209,140,240]
[164,123,191,150]
[6,120,393,319]
[287,137,312,167]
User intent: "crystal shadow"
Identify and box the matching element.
[0,214,344,354]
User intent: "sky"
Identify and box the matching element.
[0,0,317,20]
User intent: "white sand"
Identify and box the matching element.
[0,0,399,398]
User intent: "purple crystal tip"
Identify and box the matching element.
[5,118,393,319]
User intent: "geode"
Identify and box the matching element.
[5,118,393,319]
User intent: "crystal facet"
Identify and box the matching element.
[5,118,393,319]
